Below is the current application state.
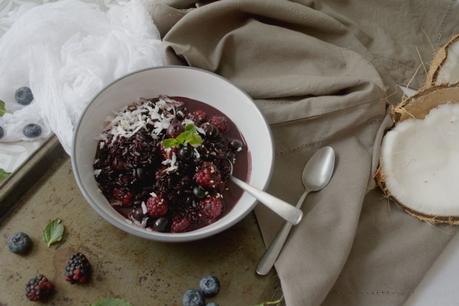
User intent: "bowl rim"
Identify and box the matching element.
[71,65,274,242]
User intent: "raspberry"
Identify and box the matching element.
[194,162,222,189]
[25,274,54,301]
[210,116,228,133]
[189,110,208,125]
[64,252,92,284]
[112,188,133,206]
[146,194,168,217]
[199,196,224,222]
[171,215,191,233]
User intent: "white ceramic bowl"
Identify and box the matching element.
[71,66,274,242]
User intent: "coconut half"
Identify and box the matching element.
[425,34,459,87]
[376,85,459,224]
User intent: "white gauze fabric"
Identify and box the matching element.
[0,0,163,153]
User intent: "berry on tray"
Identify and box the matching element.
[15,86,34,105]
[199,275,220,297]
[25,274,54,301]
[64,252,92,284]
[182,288,205,306]
[8,232,32,254]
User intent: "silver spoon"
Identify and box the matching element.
[256,146,336,275]
[229,165,303,226]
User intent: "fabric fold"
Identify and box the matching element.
[152,0,459,305]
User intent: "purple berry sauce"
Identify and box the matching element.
[93,96,251,233]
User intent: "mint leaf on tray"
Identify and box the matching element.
[90,298,133,306]
[0,168,10,181]
[43,218,64,247]
[0,100,5,116]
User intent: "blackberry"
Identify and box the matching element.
[15,86,34,105]
[8,232,32,254]
[199,275,220,297]
[25,274,54,301]
[64,252,91,284]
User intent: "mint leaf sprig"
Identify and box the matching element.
[0,168,10,181]
[162,124,203,148]
[43,218,65,247]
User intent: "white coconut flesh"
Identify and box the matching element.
[381,103,459,217]
[437,40,459,85]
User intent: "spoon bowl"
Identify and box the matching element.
[303,146,335,191]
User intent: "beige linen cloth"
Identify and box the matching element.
[151,1,459,305]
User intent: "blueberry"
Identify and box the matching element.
[129,208,144,221]
[0,126,4,139]
[7,232,32,254]
[23,123,42,138]
[179,146,193,160]
[203,124,219,138]
[154,217,169,232]
[15,87,34,105]
[206,303,220,306]
[230,139,243,152]
[182,289,205,306]
[199,275,220,297]
[193,186,206,199]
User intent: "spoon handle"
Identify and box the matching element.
[230,176,303,225]
[256,189,310,276]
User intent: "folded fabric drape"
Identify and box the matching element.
[152,1,459,305]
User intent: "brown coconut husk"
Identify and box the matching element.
[425,34,459,88]
[375,83,459,224]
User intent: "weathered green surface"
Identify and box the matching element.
[0,156,278,306]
